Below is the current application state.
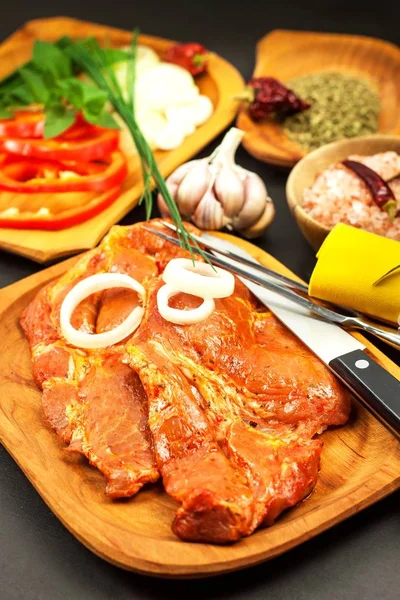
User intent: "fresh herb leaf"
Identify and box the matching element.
[81,83,108,114]
[57,78,84,109]
[0,107,13,119]
[33,40,72,80]
[10,84,35,105]
[101,48,131,65]
[44,104,76,138]
[89,109,119,129]
[19,67,49,104]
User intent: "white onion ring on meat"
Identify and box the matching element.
[60,273,145,349]
[157,283,215,325]
[162,258,235,299]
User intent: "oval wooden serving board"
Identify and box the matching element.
[0,17,244,262]
[236,29,400,168]
[0,233,399,578]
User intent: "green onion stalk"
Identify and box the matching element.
[65,35,205,259]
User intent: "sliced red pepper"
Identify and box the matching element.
[0,151,127,193]
[0,186,121,230]
[0,128,119,162]
[0,111,94,140]
[0,111,45,138]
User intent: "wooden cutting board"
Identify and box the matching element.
[236,30,400,167]
[0,17,244,262]
[0,233,399,578]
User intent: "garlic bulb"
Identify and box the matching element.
[157,127,275,238]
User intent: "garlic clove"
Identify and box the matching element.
[168,159,201,185]
[176,159,212,217]
[238,200,275,239]
[158,160,202,217]
[232,172,269,230]
[214,165,245,219]
[192,188,226,230]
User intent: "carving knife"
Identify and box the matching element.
[201,233,400,439]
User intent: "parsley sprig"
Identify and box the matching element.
[0,38,128,136]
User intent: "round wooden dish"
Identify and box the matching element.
[236,30,400,168]
[286,135,400,251]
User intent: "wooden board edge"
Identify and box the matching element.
[1,406,398,578]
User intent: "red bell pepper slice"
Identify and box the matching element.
[0,151,127,193]
[0,128,119,162]
[0,111,45,139]
[0,186,121,230]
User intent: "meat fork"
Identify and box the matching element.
[143,224,400,351]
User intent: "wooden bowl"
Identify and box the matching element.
[286,135,400,251]
[237,30,400,167]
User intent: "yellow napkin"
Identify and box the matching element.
[309,224,400,325]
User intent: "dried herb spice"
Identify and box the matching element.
[284,72,380,150]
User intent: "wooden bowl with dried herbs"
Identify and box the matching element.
[236,30,400,167]
[286,135,400,251]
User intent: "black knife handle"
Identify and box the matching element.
[329,349,400,438]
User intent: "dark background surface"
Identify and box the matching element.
[0,2,399,599]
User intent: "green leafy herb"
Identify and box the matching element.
[44,104,76,138]
[32,41,72,80]
[0,106,13,119]
[0,37,128,137]
[19,67,50,104]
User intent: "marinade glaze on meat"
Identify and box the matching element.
[21,219,351,543]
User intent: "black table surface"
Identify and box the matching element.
[1,2,399,599]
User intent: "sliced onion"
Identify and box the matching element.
[162,258,235,299]
[157,284,215,325]
[60,273,145,349]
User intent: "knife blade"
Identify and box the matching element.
[202,233,400,438]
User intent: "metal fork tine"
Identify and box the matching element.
[160,220,309,293]
[142,226,349,324]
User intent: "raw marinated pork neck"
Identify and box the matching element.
[21,219,351,543]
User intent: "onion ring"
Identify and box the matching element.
[162,258,234,299]
[60,273,145,349]
[157,283,215,325]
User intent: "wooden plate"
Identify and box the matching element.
[286,134,400,250]
[0,17,244,262]
[236,30,400,168]
[0,233,399,578]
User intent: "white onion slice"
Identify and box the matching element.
[60,273,145,349]
[157,284,215,324]
[162,258,235,299]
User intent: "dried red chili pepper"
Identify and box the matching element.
[165,42,209,76]
[342,159,398,221]
[241,77,310,120]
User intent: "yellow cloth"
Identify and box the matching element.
[309,224,400,325]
